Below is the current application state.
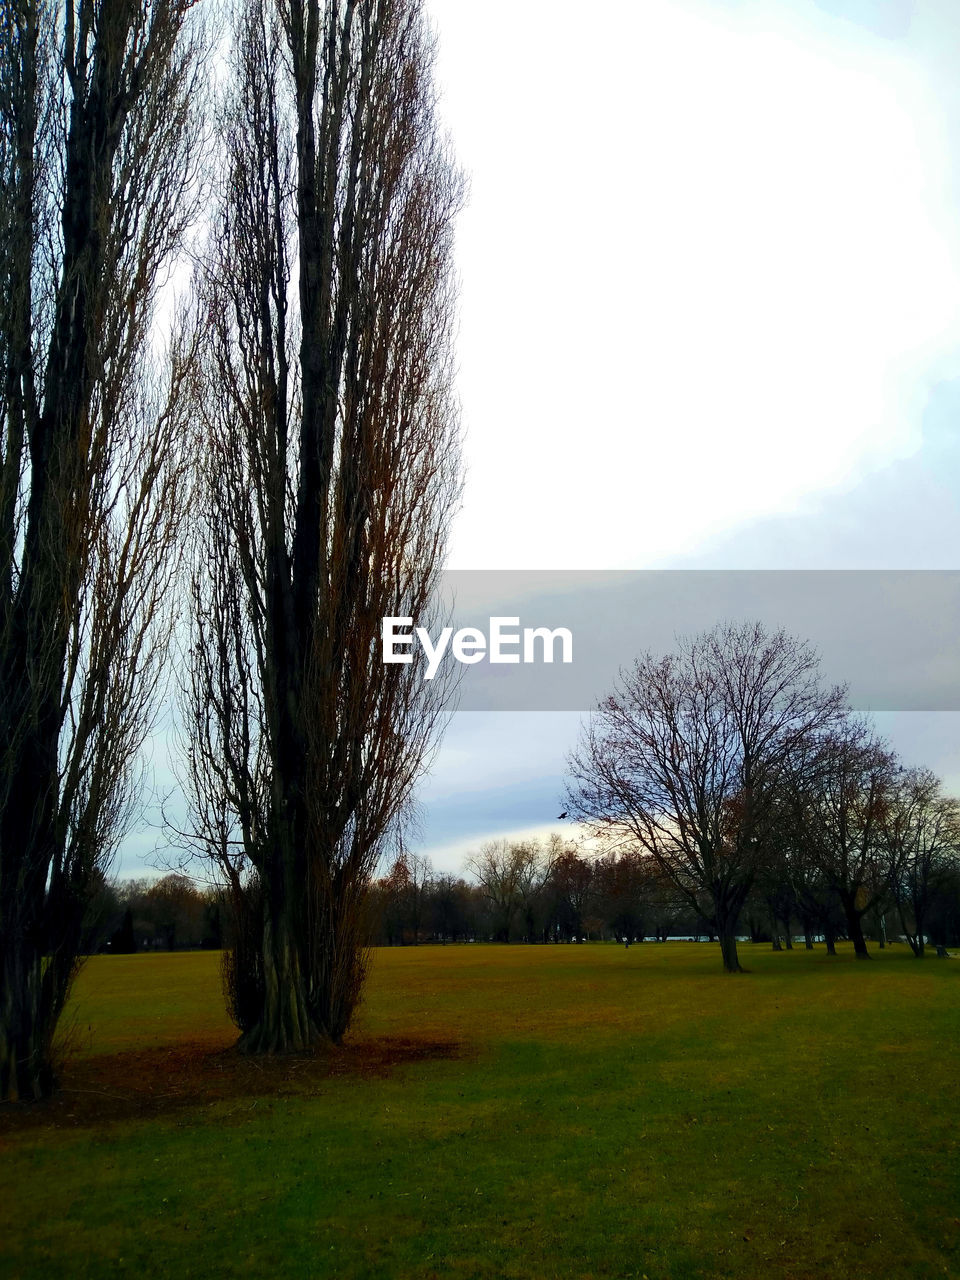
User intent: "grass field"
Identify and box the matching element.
[1,942,958,1279]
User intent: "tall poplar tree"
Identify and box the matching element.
[183,0,462,1051]
[0,0,203,1099]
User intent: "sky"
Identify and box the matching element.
[121,0,960,880]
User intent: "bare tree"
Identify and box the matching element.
[0,0,203,1099]
[465,838,552,943]
[779,829,840,951]
[545,844,594,942]
[378,850,432,944]
[787,721,901,959]
[180,0,462,1052]
[567,622,845,973]
[466,840,538,943]
[514,838,551,942]
[593,850,641,943]
[883,769,959,958]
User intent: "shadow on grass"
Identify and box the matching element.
[0,1033,464,1135]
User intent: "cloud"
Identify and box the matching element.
[667,377,960,568]
[429,0,960,569]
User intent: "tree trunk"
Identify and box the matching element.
[239,913,321,1055]
[719,927,742,973]
[903,930,924,957]
[896,900,922,956]
[824,923,837,956]
[1,0,197,1101]
[842,899,871,959]
[0,667,67,1100]
[913,910,925,957]
[0,946,54,1102]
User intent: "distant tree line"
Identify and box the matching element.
[86,818,960,956]
[367,831,960,952]
[82,874,223,955]
[369,841,682,945]
[93,792,960,955]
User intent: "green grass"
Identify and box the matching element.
[2,942,959,1278]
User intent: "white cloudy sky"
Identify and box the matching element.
[123,0,960,879]
[432,0,960,572]
[412,0,960,874]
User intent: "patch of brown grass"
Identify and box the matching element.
[0,1032,463,1137]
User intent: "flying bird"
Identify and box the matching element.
[557,812,568,820]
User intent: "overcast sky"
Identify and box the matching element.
[122,0,960,879]
[432,0,960,571]
[411,0,960,874]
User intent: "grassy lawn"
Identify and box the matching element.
[1,942,958,1279]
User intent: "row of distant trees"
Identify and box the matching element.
[89,809,960,955]
[370,831,960,952]
[81,874,221,954]
[372,842,691,945]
